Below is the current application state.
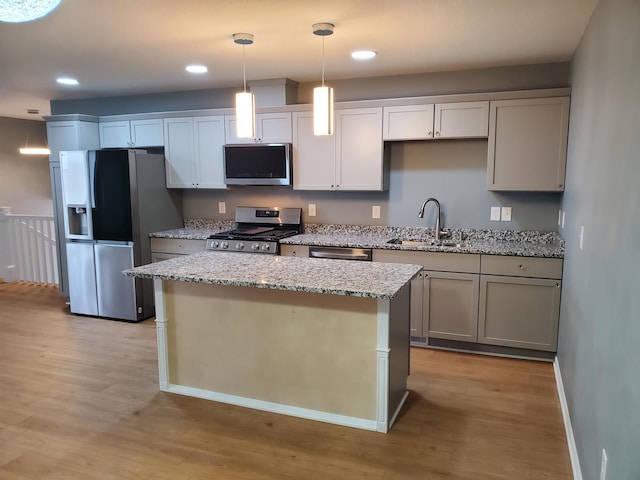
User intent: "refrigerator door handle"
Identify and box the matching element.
[89,150,97,209]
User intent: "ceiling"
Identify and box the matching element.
[0,0,597,120]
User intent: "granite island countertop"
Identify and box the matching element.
[125,251,421,300]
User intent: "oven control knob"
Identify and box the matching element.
[251,243,260,251]
[210,241,219,249]
[220,241,229,249]
[236,242,244,250]
[261,243,271,251]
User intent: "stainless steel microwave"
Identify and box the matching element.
[223,143,292,186]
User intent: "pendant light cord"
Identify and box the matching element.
[242,44,247,93]
[321,36,326,87]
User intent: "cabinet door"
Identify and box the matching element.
[99,121,131,148]
[163,118,195,188]
[225,112,293,144]
[424,271,479,342]
[130,119,164,147]
[335,107,385,190]
[257,112,292,143]
[383,104,434,140]
[478,275,561,351]
[292,112,335,190]
[194,116,226,188]
[410,272,425,337]
[434,101,489,138]
[487,97,570,191]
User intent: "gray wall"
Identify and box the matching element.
[558,0,640,479]
[0,117,52,215]
[183,140,561,230]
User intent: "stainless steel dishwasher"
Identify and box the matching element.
[308,246,372,261]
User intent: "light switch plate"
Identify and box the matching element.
[372,205,381,219]
[562,212,566,229]
[558,210,562,226]
[218,202,226,214]
[491,207,501,221]
[308,204,316,217]
[501,207,512,221]
[579,225,584,250]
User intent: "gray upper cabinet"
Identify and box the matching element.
[487,97,570,191]
[99,119,164,148]
[383,101,489,141]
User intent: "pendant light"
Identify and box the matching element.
[312,23,334,136]
[0,0,61,23]
[233,33,255,139]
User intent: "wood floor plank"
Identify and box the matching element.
[0,282,572,479]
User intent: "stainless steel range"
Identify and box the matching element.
[206,207,302,255]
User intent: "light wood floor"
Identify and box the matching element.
[0,282,572,479]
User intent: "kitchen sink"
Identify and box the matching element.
[387,238,470,248]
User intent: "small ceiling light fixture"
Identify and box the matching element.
[0,0,62,23]
[351,50,376,61]
[186,65,208,74]
[56,77,79,86]
[233,32,255,139]
[312,22,334,136]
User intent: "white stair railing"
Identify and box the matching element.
[0,208,59,285]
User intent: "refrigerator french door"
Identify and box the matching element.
[60,149,182,321]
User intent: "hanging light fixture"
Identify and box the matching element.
[312,23,335,136]
[0,0,62,23]
[233,33,255,139]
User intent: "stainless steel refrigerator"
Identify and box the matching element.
[60,149,182,321]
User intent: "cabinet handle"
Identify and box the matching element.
[556,283,561,288]
[428,131,433,137]
[435,131,440,137]
[518,264,525,270]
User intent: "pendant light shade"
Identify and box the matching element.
[235,91,255,139]
[0,0,61,23]
[312,23,334,136]
[313,86,333,136]
[233,33,255,139]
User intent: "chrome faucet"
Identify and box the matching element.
[418,197,442,242]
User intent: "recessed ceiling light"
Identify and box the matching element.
[57,77,79,86]
[351,50,377,61]
[186,65,208,74]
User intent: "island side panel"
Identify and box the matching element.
[387,282,411,425]
[163,281,379,421]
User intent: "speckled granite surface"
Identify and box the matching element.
[125,251,421,299]
[282,224,564,258]
[149,220,235,240]
[150,221,564,258]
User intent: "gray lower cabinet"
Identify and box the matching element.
[150,238,206,262]
[478,275,561,352]
[424,271,480,342]
[478,255,563,352]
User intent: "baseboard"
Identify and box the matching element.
[554,357,583,480]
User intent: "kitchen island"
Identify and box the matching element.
[125,251,421,433]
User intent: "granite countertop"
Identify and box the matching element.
[280,233,564,258]
[125,251,421,300]
[149,220,236,240]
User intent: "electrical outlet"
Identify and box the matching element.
[562,212,566,229]
[308,204,316,217]
[501,206,512,221]
[600,449,608,480]
[372,205,381,219]
[218,202,226,214]
[491,207,501,221]
[579,225,584,250]
[558,209,562,226]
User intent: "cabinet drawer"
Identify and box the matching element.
[280,245,309,257]
[480,255,562,279]
[373,249,480,273]
[150,238,206,255]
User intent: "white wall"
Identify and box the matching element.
[0,117,52,215]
